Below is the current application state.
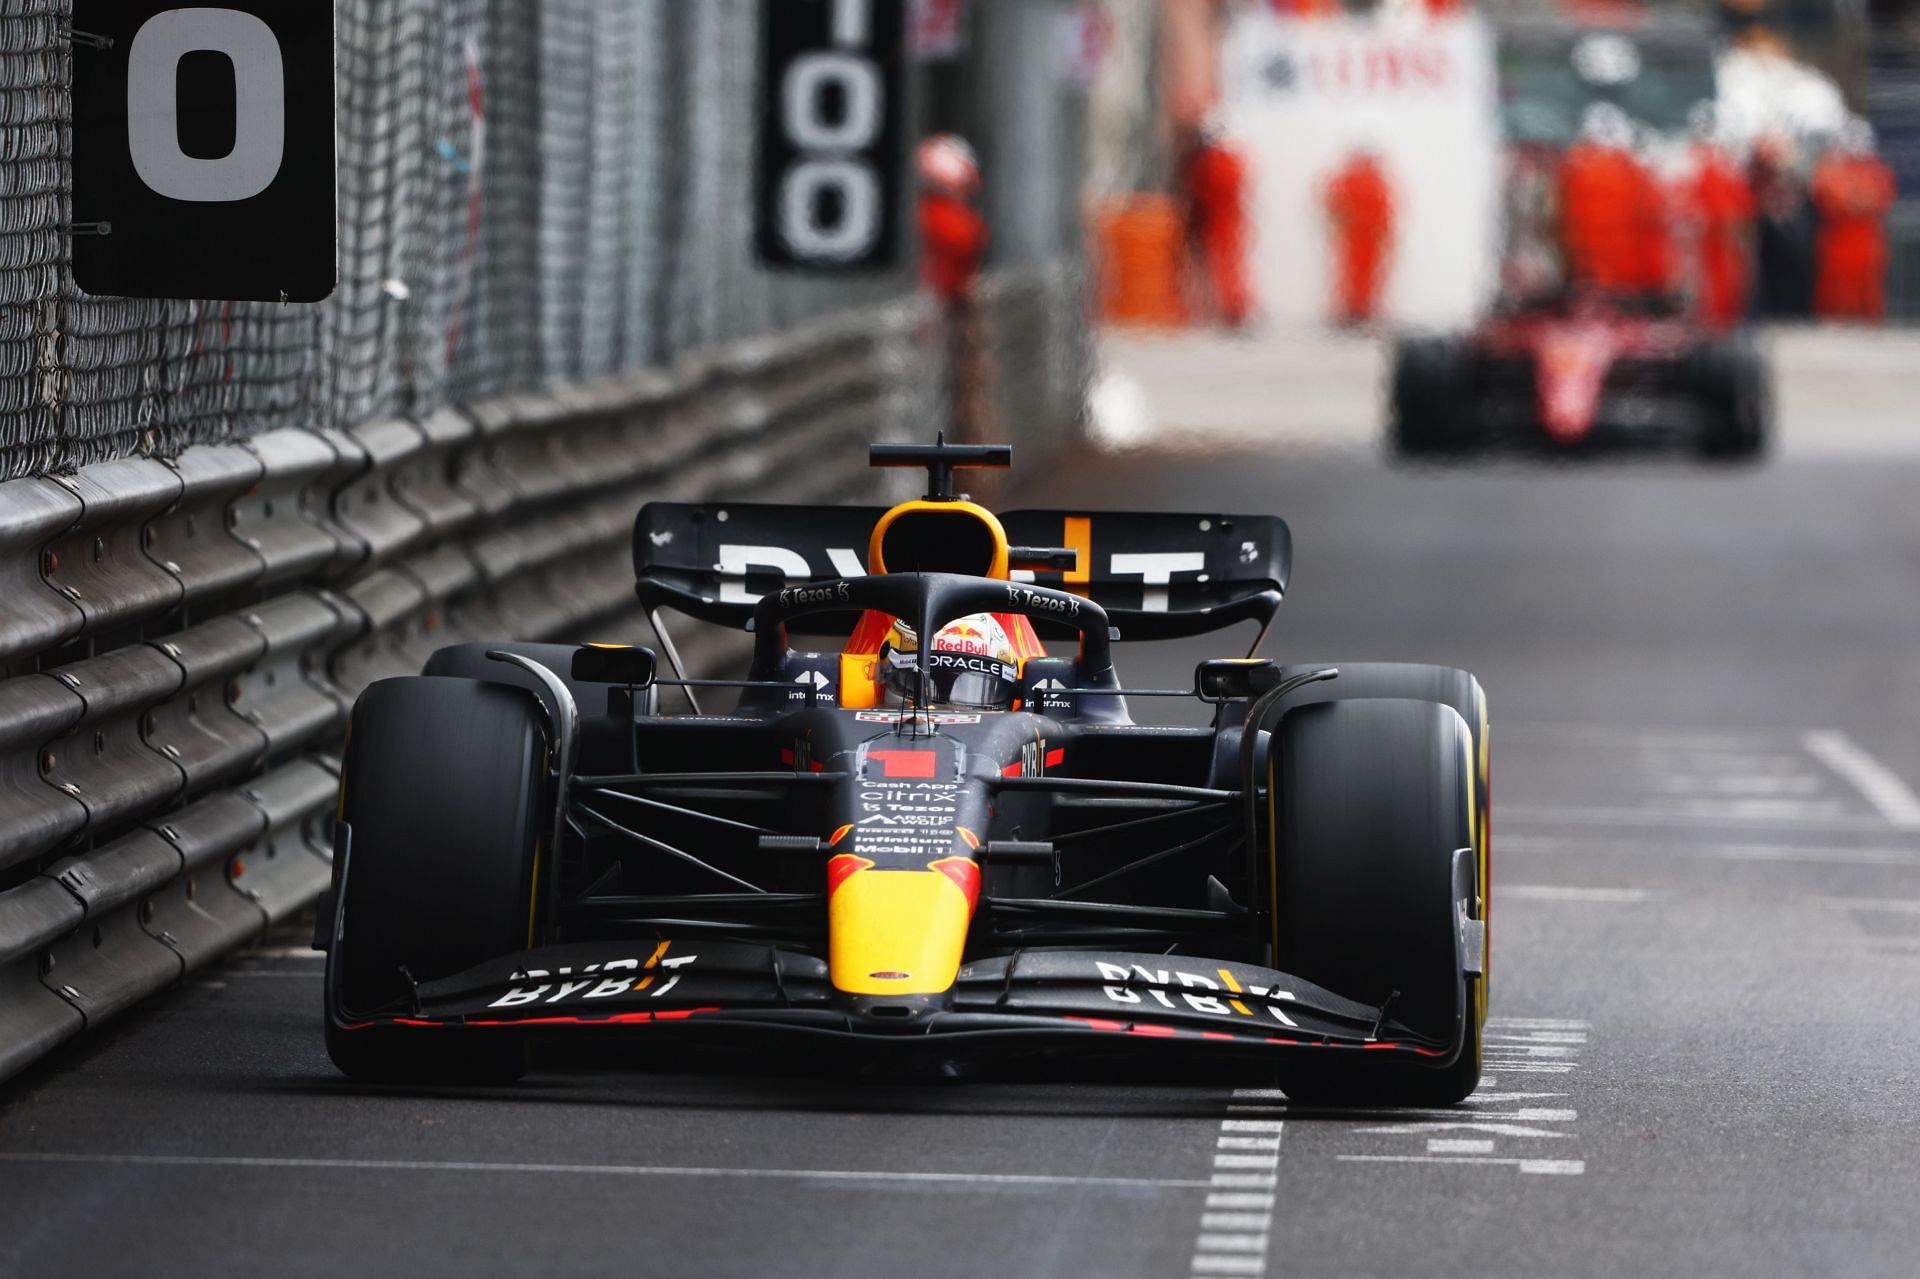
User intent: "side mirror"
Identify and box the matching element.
[1194,658,1282,704]
[572,644,658,687]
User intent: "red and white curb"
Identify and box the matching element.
[1189,1087,1281,1276]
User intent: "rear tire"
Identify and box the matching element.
[1695,338,1769,461]
[1263,698,1481,1107]
[1391,337,1472,457]
[324,676,547,1084]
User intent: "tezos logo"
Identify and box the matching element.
[779,580,852,608]
[1006,585,1080,616]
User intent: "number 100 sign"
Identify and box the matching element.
[756,0,907,271]
[71,1,336,302]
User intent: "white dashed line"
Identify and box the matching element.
[1497,724,1788,750]
[1501,803,1889,831]
[1500,834,1920,867]
[1804,731,1920,829]
[1821,897,1920,915]
[1191,1088,1281,1277]
[1499,885,1656,903]
[1337,1155,1586,1175]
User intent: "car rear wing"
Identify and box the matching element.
[632,503,1291,640]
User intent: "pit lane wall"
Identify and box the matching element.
[0,266,1088,1085]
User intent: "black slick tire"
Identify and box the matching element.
[1695,338,1769,461]
[1263,697,1481,1107]
[324,676,546,1085]
[1390,337,1471,457]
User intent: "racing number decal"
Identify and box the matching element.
[70,1,335,300]
[126,10,286,202]
[756,0,906,269]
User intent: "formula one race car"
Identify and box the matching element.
[319,441,1491,1106]
[1392,291,1769,459]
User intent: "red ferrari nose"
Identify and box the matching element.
[1535,325,1615,444]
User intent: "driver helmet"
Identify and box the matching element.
[879,614,1018,711]
[918,134,980,197]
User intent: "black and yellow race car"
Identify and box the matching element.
[319,441,1491,1105]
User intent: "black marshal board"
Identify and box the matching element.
[70,1,336,301]
[755,0,907,271]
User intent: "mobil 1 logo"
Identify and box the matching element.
[756,0,906,270]
[70,2,336,301]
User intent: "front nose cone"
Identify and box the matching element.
[827,858,979,998]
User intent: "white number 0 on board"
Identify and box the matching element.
[777,0,882,261]
[126,7,285,203]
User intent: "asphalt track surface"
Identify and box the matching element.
[6,331,1920,1278]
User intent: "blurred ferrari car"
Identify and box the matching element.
[1392,12,1771,460]
[1393,290,1768,458]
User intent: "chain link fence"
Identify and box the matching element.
[5,0,1099,483]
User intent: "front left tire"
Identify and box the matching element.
[1253,696,1483,1107]
[324,676,548,1084]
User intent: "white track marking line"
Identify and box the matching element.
[1194,1235,1268,1252]
[1501,804,1893,832]
[1217,1135,1281,1150]
[1205,1192,1276,1210]
[1821,897,1920,915]
[1499,885,1656,903]
[1191,1089,1282,1277]
[0,1152,1208,1189]
[1650,774,1824,797]
[1354,1122,1570,1139]
[1499,834,1920,866]
[1499,724,1788,749]
[1487,1017,1590,1029]
[1212,1153,1280,1169]
[1428,1139,1495,1154]
[1337,1155,1585,1175]
[1804,731,1920,830]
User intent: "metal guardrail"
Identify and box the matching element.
[0,269,1086,1084]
